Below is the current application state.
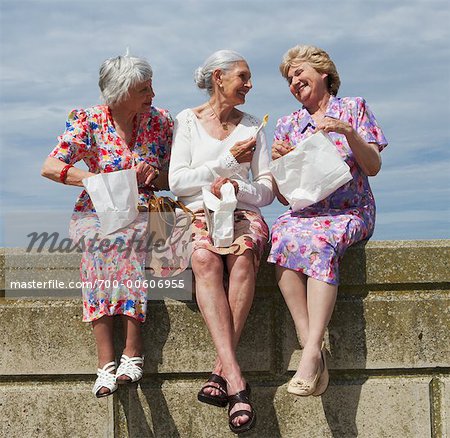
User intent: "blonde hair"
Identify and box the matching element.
[279,45,341,96]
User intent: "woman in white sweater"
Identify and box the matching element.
[169,50,273,434]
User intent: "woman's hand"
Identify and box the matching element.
[229,137,256,164]
[210,177,239,199]
[134,161,159,186]
[314,116,352,135]
[272,140,293,160]
[316,116,381,176]
[272,180,289,206]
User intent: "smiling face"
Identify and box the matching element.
[287,62,329,108]
[123,80,155,113]
[218,61,252,106]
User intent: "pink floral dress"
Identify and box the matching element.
[49,105,173,321]
[267,96,387,285]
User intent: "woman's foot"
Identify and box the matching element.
[116,351,144,384]
[197,373,228,407]
[198,362,225,399]
[295,345,322,381]
[93,361,117,398]
[226,376,254,431]
[288,345,323,396]
[227,379,256,433]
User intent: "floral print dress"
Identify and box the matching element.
[267,96,387,285]
[49,105,173,321]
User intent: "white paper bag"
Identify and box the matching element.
[270,131,353,211]
[82,169,139,235]
[202,182,238,247]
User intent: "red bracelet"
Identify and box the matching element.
[59,164,74,184]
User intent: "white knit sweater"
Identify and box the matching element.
[169,108,274,214]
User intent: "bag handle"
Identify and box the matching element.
[148,195,196,223]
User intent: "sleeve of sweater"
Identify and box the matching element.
[169,109,242,197]
[235,128,275,207]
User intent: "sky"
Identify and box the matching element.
[1,0,449,246]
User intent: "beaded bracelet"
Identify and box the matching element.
[59,164,74,184]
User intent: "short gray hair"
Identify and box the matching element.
[99,54,153,105]
[194,49,246,96]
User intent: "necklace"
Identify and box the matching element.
[208,101,228,130]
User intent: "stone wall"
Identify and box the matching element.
[1,240,449,437]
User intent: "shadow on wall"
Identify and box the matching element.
[323,243,368,437]
[109,242,369,436]
[115,304,181,437]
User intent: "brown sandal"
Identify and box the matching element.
[197,373,228,407]
[228,384,256,434]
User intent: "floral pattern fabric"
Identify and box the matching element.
[50,105,173,212]
[49,105,173,321]
[267,96,387,285]
[191,209,269,271]
[146,209,269,279]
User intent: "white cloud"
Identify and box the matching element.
[1,0,449,243]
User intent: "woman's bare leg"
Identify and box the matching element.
[211,250,256,377]
[117,315,143,382]
[192,249,251,427]
[295,277,337,380]
[276,266,309,346]
[92,315,115,395]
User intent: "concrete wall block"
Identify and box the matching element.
[0,300,95,375]
[272,377,432,438]
[283,290,450,371]
[111,376,431,438]
[0,297,275,375]
[3,250,81,269]
[0,381,112,438]
[3,240,449,292]
[441,377,450,438]
[340,240,450,285]
[141,297,275,373]
[116,380,227,438]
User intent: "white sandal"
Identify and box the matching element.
[92,361,118,398]
[116,354,144,384]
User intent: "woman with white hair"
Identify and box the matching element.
[169,49,274,434]
[41,53,173,397]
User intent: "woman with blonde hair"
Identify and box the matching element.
[269,44,387,396]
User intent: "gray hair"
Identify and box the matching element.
[99,54,153,105]
[194,49,246,96]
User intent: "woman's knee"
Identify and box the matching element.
[192,249,223,277]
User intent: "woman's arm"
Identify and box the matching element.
[41,157,95,187]
[231,130,275,207]
[43,109,96,185]
[273,180,289,205]
[344,129,381,176]
[317,117,381,176]
[317,98,387,176]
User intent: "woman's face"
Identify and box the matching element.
[287,62,328,107]
[218,61,252,106]
[122,80,155,113]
